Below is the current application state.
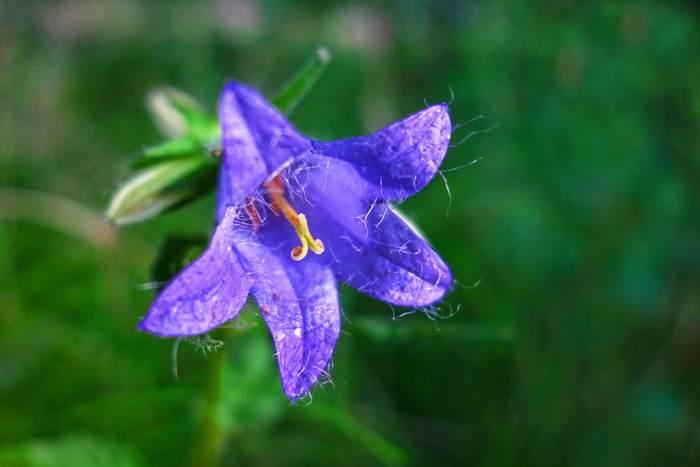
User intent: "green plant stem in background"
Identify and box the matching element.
[190,333,228,467]
[0,187,115,250]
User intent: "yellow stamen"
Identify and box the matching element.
[265,177,324,261]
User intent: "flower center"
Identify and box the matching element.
[265,176,325,261]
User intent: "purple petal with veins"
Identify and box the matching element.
[139,80,453,401]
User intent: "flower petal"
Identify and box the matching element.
[217,80,311,221]
[233,226,341,401]
[282,159,452,307]
[312,104,451,201]
[318,202,452,307]
[137,207,254,337]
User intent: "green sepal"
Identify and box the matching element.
[273,47,332,115]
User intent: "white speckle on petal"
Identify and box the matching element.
[275,331,286,341]
[294,327,302,338]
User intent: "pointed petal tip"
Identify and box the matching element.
[281,375,320,402]
[222,78,242,91]
[428,102,452,133]
[220,79,263,103]
[413,262,453,307]
[434,101,450,113]
[220,79,236,97]
[136,320,173,337]
[137,314,216,339]
[284,387,307,402]
[421,279,453,307]
[135,320,177,338]
[219,80,259,110]
[421,102,451,133]
[394,278,453,308]
[135,316,190,338]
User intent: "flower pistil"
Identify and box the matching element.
[265,176,325,261]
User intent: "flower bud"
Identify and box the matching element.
[105,155,216,225]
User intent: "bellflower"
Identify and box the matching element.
[138,80,453,400]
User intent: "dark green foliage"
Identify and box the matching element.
[1,1,699,466]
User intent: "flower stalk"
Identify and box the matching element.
[189,333,227,467]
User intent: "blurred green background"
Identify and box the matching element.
[2,1,700,466]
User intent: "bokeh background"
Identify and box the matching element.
[2,1,700,466]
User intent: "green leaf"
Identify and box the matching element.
[273,47,332,115]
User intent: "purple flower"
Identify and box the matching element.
[138,80,453,400]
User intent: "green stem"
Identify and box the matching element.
[190,338,228,467]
